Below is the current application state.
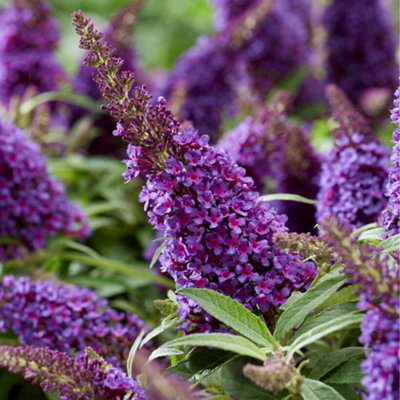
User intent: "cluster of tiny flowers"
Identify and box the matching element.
[322,218,399,400]
[323,0,398,106]
[73,11,316,331]
[0,0,65,105]
[316,86,389,229]
[380,85,400,236]
[210,0,310,99]
[0,345,148,400]
[161,35,237,142]
[0,275,146,366]
[135,125,316,331]
[0,118,89,261]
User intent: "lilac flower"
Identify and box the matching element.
[380,84,400,236]
[0,345,148,400]
[0,0,66,106]
[316,86,389,229]
[322,218,399,400]
[0,117,89,261]
[323,0,398,108]
[0,275,146,366]
[72,11,317,332]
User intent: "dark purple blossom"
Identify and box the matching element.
[323,0,398,108]
[380,84,400,236]
[0,275,146,366]
[0,0,66,106]
[0,117,89,261]
[72,11,317,332]
[316,86,389,229]
[0,345,148,400]
[322,218,399,400]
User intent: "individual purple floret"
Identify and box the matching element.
[0,0,66,106]
[380,84,400,237]
[160,35,237,142]
[323,0,398,109]
[0,117,89,261]
[72,11,317,332]
[322,218,399,400]
[0,345,149,400]
[316,86,389,229]
[0,275,147,366]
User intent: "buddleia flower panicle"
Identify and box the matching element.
[316,86,389,229]
[380,83,400,237]
[323,0,398,110]
[210,0,311,101]
[72,11,316,332]
[218,92,321,233]
[0,0,66,106]
[0,275,147,366]
[0,345,148,400]
[0,117,89,261]
[321,217,399,400]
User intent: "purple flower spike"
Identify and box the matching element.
[316,86,389,229]
[323,0,398,108]
[0,117,90,261]
[72,11,317,332]
[0,275,147,366]
[0,345,149,400]
[0,0,66,106]
[380,84,400,237]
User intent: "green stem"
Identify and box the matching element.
[60,252,175,289]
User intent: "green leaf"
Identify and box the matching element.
[290,303,358,343]
[278,291,304,311]
[149,347,184,361]
[329,384,362,400]
[380,234,400,253]
[323,360,364,384]
[300,378,346,400]
[315,284,359,312]
[167,348,235,380]
[160,333,266,361]
[352,223,378,235]
[140,315,180,348]
[259,193,316,205]
[274,270,349,342]
[149,237,169,269]
[308,347,365,380]
[287,313,363,358]
[126,329,146,378]
[221,358,279,400]
[178,288,274,346]
[357,227,385,243]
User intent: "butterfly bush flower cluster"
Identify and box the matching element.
[218,93,321,233]
[316,86,389,229]
[323,218,399,400]
[72,11,316,332]
[0,118,89,261]
[0,0,66,106]
[323,0,398,108]
[0,275,147,366]
[380,85,400,237]
[0,345,148,400]
[210,0,311,100]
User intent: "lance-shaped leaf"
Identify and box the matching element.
[274,270,349,342]
[159,333,266,361]
[287,313,363,358]
[300,379,346,400]
[178,288,274,346]
[259,193,316,205]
